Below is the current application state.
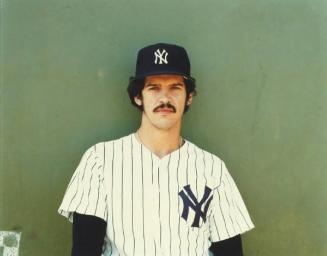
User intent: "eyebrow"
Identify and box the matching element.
[144,83,184,88]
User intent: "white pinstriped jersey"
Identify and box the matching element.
[58,132,254,256]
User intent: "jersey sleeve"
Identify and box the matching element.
[209,159,254,242]
[58,143,108,223]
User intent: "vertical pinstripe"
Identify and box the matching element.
[104,143,113,255]
[150,152,157,255]
[186,143,190,256]
[194,145,199,254]
[167,154,172,256]
[67,150,94,211]
[177,146,181,256]
[140,145,146,256]
[114,142,121,255]
[83,161,96,213]
[121,139,126,254]
[210,154,221,241]
[111,141,116,254]
[66,169,79,192]
[218,188,230,236]
[75,161,96,212]
[225,170,252,230]
[223,178,242,233]
[131,135,135,256]
[94,165,101,215]
[222,181,237,234]
[224,173,242,233]
[201,149,207,254]
[218,160,230,237]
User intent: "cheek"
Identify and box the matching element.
[175,93,187,105]
[142,96,156,110]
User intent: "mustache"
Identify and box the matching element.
[154,103,176,112]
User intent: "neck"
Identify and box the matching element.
[136,121,183,159]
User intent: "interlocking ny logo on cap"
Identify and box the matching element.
[179,185,213,227]
[154,48,168,64]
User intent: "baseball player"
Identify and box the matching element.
[58,43,255,256]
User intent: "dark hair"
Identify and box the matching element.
[127,77,197,114]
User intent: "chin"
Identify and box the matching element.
[152,119,179,130]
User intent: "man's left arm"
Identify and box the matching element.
[208,159,254,254]
[209,234,243,256]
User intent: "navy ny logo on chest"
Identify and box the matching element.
[178,185,213,228]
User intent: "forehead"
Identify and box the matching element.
[144,74,185,85]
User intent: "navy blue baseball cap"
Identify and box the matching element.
[129,43,195,82]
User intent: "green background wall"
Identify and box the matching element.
[1,0,326,255]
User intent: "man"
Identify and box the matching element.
[58,43,255,255]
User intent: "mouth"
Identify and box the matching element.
[155,108,175,113]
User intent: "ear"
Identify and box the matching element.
[186,93,193,106]
[134,95,143,106]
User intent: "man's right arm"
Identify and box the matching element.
[72,212,107,256]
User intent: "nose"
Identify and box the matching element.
[158,89,171,103]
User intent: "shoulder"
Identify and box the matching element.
[185,139,225,164]
[76,135,130,179]
[184,139,228,183]
[84,133,132,160]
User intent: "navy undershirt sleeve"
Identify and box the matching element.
[71,212,107,256]
[209,234,243,256]
[71,212,243,256]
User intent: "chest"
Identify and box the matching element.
[103,156,217,226]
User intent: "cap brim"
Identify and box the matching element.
[130,70,195,82]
